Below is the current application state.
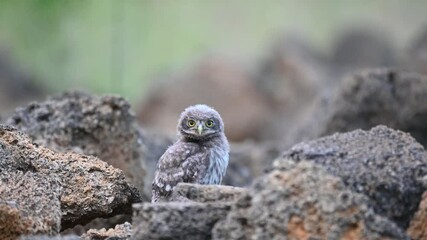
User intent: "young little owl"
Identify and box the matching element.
[151,104,230,202]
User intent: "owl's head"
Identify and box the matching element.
[177,104,224,141]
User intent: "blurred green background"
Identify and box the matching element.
[1,0,427,103]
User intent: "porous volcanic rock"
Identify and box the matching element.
[22,223,132,240]
[213,161,408,240]
[0,171,62,240]
[407,192,427,240]
[6,91,147,195]
[133,202,231,240]
[281,125,427,229]
[0,125,141,230]
[60,214,131,236]
[20,235,80,240]
[287,69,427,148]
[174,183,247,203]
[81,222,132,240]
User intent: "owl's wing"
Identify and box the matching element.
[151,143,209,202]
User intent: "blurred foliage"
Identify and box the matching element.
[0,0,427,103]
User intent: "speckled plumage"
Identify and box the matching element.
[152,104,230,202]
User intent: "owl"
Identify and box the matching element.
[152,104,230,202]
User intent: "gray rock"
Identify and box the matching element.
[213,161,409,240]
[0,171,62,240]
[22,223,132,240]
[287,69,427,148]
[132,202,230,240]
[0,125,141,230]
[6,91,147,197]
[252,35,330,142]
[174,183,247,203]
[281,125,427,228]
[60,214,131,236]
[331,28,396,71]
[20,235,80,240]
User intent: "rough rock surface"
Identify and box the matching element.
[287,69,427,148]
[0,171,62,240]
[133,202,230,240]
[407,192,427,240]
[0,125,141,230]
[174,183,247,203]
[21,223,131,240]
[281,125,427,229]
[60,215,131,236]
[136,55,273,141]
[81,222,132,240]
[6,91,147,196]
[213,161,408,240]
[20,236,80,240]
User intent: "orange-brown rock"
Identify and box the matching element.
[6,92,147,197]
[0,125,141,232]
[283,125,427,229]
[0,171,61,240]
[213,161,408,239]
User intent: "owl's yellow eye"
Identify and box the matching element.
[205,120,214,128]
[187,119,196,127]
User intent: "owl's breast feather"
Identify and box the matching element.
[201,146,229,184]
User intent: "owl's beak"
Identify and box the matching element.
[197,124,203,135]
